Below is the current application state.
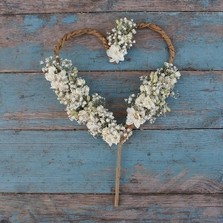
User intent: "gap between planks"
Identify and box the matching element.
[2,10,223,16]
[0,70,222,74]
[1,192,223,195]
[0,128,223,131]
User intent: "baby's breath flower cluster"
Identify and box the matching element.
[41,57,132,146]
[106,18,136,63]
[126,63,181,128]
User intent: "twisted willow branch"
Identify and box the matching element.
[136,23,175,64]
[54,28,109,57]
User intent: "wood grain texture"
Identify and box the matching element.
[1,12,223,71]
[0,71,222,130]
[0,130,223,193]
[0,194,223,223]
[1,1,223,220]
[1,0,223,14]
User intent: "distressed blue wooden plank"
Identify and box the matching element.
[0,129,222,193]
[0,71,222,129]
[1,12,223,71]
[2,0,223,14]
[0,194,222,223]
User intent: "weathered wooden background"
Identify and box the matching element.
[0,1,223,222]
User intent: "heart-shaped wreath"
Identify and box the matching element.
[41,18,181,207]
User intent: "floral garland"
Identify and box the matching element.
[41,18,181,147]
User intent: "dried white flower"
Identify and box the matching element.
[106,45,125,63]
[102,127,121,146]
[126,107,145,128]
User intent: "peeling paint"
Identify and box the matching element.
[24,15,44,33]
[62,15,77,24]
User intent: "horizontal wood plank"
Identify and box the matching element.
[0,130,223,193]
[1,0,223,14]
[0,71,222,130]
[0,194,223,222]
[1,12,223,71]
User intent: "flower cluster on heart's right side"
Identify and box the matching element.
[125,62,181,128]
[106,17,136,63]
[41,56,132,147]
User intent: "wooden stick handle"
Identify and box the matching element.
[114,141,123,207]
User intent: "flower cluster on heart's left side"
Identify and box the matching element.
[106,18,136,63]
[41,56,132,146]
[125,63,181,128]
